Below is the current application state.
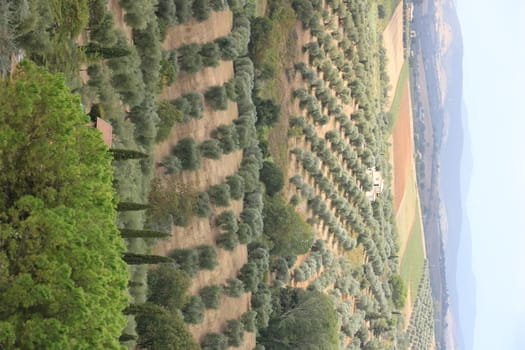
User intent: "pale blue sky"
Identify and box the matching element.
[457,0,525,349]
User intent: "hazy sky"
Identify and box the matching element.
[457,0,525,349]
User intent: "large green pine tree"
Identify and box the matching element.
[0,61,128,349]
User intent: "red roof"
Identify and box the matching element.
[95,118,113,148]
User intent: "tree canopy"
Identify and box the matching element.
[0,61,128,348]
[262,195,313,256]
[260,288,339,350]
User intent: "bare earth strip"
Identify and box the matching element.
[189,293,255,349]
[179,151,243,192]
[162,10,233,50]
[392,83,413,212]
[154,102,239,164]
[393,81,416,258]
[396,169,417,266]
[161,61,234,100]
[382,1,405,110]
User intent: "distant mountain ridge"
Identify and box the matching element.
[438,1,476,349]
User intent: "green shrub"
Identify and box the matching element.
[263,195,313,255]
[120,0,156,29]
[212,124,240,153]
[156,101,183,142]
[90,13,118,46]
[377,4,386,19]
[210,0,228,10]
[215,36,238,60]
[208,183,231,206]
[192,0,211,21]
[226,174,245,200]
[389,274,407,309]
[196,245,218,270]
[205,85,228,110]
[200,42,221,66]
[171,249,200,276]
[224,79,238,100]
[237,223,253,244]
[175,0,194,23]
[294,267,306,282]
[200,139,223,159]
[136,305,198,349]
[215,210,238,231]
[179,43,203,72]
[251,284,272,329]
[199,285,223,309]
[159,50,179,87]
[238,262,259,293]
[259,161,284,196]
[156,0,177,27]
[147,264,190,312]
[241,311,257,332]
[254,97,280,126]
[224,319,244,347]
[106,41,145,107]
[194,192,212,217]
[182,296,205,324]
[292,0,314,26]
[201,333,228,350]
[216,231,238,251]
[272,257,290,283]
[133,22,162,90]
[173,138,201,170]
[290,194,300,206]
[223,278,244,297]
[240,208,263,238]
[183,92,205,119]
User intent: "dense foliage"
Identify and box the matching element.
[0,61,127,348]
[259,288,339,350]
[263,196,313,256]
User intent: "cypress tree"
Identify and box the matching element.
[119,228,171,239]
[111,148,149,160]
[123,253,173,265]
[116,202,151,211]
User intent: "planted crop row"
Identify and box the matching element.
[407,261,435,350]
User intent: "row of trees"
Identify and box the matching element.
[407,261,435,349]
[282,0,407,345]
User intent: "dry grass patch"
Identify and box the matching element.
[392,82,413,211]
[382,1,405,110]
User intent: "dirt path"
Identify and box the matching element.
[382,1,405,110]
[162,10,233,50]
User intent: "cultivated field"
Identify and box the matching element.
[0,0,436,349]
[389,56,427,329]
[382,1,405,110]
